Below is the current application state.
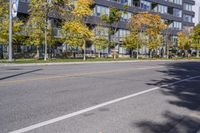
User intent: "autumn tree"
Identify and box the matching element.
[101,7,122,44]
[27,0,48,59]
[177,29,191,57]
[27,0,71,60]
[101,7,124,59]
[123,32,143,58]
[62,21,93,59]
[93,36,109,58]
[129,12,166,58]
[191,24,200,57]
[62,0,93,60]
[0,0,23,58]
[92,24,109,58]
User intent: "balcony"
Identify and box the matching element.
[183,0,195,5]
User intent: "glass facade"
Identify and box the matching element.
[153,5,168,14]
[183,14,193,23]
[18,0,195,55]
[183,3,193,11]
[173,8,182,17]
[169,21,182,30]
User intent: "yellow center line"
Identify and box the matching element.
[0,66,164,86]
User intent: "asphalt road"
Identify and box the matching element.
[0,61,200,133]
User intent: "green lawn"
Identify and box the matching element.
[0,57,200,64]
[0,57,135,64]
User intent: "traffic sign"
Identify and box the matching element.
[12,0,19,18]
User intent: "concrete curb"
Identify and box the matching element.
[0,60,199,67]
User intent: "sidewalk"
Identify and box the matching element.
[0,60,144,67]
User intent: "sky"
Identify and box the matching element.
[193,0,200,25]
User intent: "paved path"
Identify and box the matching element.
[0,61,200,133]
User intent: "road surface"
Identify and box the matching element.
[0,61,200,133]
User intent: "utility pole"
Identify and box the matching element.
[44,24,48,61]
[8,0,13,61]
[44,0,48,61]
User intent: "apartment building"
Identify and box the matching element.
[17,0,195,55]
[193,0,200,25]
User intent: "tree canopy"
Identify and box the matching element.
[177,31,191,50]
[62,20,93,48]
[129,12,166,51]
[191,24,200,50]
[123,32,141,50]
[0,0,23,45]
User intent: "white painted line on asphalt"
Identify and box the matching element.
[9,76,200,133]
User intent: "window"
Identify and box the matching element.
[140,0,151,11]
[94,6,109,16]
[183,14,193,22]
[154,5,167,14]
[183,3,193,11]
[165,0,182,5]
[121,12,132,21]
[158,5,167,14]
[171,21,182,30]
[174,0,182,5]
[173,8,182,17]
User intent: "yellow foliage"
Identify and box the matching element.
[148,36,162,50]
[177,32,191,50]
[0,0,23,45]
[129,12,166,50]
[62,20,93,49]
[129,12,166,36]
[72,0,93,17]
[92,36,109,50]
[63,21,93,38]
[123,32,141,49]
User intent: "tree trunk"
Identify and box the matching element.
[99,51,101,58]
[0,46,4,59]
[185,50,188,58]
[35,46,40,59]
[73,51,76,59]
[136,48,139,59]
[129,49,132,58]
[197,49,199,58]
[131,49,134,58]
[83,40,86,61]
[149,49,153,58]
[113,51,116,60]
[108,34,111,55]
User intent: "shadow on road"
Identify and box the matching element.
[135,62,200,133]
[0,69,42,80]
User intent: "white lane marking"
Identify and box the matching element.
[9,76,200,133]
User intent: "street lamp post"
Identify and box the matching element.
[44,23,48,61]
[9,0,13,61]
